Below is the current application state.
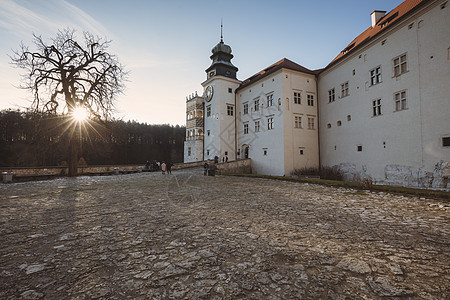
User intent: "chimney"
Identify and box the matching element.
[371,10,386,27]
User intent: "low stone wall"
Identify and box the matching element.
[216,159,252,174]
[0,159,252,182]
[0,165,146,177]
[0,162,196,178]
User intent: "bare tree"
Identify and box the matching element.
[11,28,127,176]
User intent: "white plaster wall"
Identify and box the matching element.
[318,0,450,187]
[282,69,319,175]
[202,76,240,161]
[237,71,285,175]
[184,140,203,163]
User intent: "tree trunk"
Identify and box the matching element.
[68,134,78,177]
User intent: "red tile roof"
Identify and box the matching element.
[325,0,428,69]
[237,58,315,91]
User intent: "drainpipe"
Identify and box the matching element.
[234,89,238,161]
[316,72,321,171]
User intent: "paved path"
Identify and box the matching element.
[0,168,449,299]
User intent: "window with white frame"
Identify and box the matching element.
[372,99,382,116]
[227,105,234,116]
[341,82,349,98]
[254,98,260,111]
[206,105,211,117]
[370,66,382,85]
[244,123,249,134]
[393,53,407,76]
[307,117,315,130]
[307,94,314,106]
[267,94,274,107]
[328,88,335,102]
[294,115,302,128]
[243,103,248,115]
[294,91,301,104]
[254,120,260,132]
[394,90,407,111]
[267,117,274,130]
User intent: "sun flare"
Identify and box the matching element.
[72,106,88,122]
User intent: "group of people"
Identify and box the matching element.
[160,161,172,175]
[145,160,173,174]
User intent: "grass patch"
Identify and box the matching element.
[222,173,450,201]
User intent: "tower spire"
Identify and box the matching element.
[220,19,223,43]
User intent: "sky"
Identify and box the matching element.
[0,0,404,126]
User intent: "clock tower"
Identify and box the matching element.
[202,26,241,162]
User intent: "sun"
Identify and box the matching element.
[72,106,88,122]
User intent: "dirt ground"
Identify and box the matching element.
[0,168,449,299]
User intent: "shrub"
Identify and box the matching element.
[291,166,344,181]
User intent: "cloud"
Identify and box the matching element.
[0,0,111,39]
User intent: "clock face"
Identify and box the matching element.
[205,85,213,102]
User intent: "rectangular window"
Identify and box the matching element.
[357,145,363,152]
[443,137,450,147]
[294,92,301,104]
[341,82,349,98]
[370,66,382,85]
[227,105,234,116]
[187,147,191,156]
[267,117,274,130]
[228,88,232,93]
[299,148,304,155]
[243,103,248,115]
[254,120,260,132]
[394,90,407,111]
[307,94,314,106]
[393,53,407,76]
[244,123,249,134]
[206,105,211,117]
[307,117,315,130]
[207,130,210,136]
[294,115,302,128]
[372,99,382,116]
[328,88,335,102]
[267,94,274,107]
[263,148,268,156]
[254,98,260,111]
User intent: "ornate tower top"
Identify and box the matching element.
[205,22,238,80]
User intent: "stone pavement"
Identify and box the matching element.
[0,168,449,299]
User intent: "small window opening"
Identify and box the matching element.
[263,148,268,156]
[327,123,331,129]
[347,115,352,121]
[357,145,363,152]
[443,137,450,147]
[337,120,342,127]
[228,88,232,93]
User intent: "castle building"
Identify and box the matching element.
[184,0,450,188]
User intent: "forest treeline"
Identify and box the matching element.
[0,109,186,167]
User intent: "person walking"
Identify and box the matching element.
[167,162,172,174]
[161,162,166,175]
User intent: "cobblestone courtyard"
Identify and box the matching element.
[0,168,449,299]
